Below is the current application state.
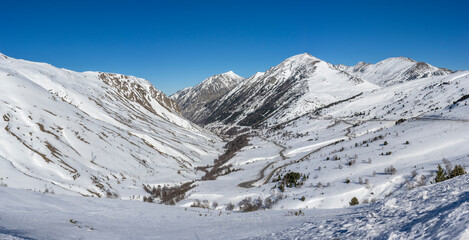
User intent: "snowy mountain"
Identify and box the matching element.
[0,53,222,198]
[1,52,468,239]
[170,53,468,213]
[170,71,244,124]
[337,56,454,87]
[192,53,379,134]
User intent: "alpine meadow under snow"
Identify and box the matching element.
[1,52,468,239]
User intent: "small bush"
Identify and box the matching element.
[300,196,305,201]
[384,165,397,175]
[435,163,466,183]
[450,165,466,178]
[349,197,359,206]
[225,202,235,211]
[264,198,275,209]
[395,119,406,125]
[238,197,263,212]
[191,199,211,209]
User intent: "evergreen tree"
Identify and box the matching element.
[434,164,448,183]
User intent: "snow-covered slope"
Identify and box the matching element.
[172,53,469,214]
[0,53,223,198]
[1,51,468,239]
[170,71,244,124]
[254,173,469,240]
[0,171,467,239]
[338,57,454,87]
[194,53,379,133]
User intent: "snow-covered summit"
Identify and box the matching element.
[341,56,454,86]
[170,71,244,123]
[189,53,378,131]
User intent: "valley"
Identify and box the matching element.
[0,52,468,239]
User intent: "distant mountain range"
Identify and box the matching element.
[172,53,457,134]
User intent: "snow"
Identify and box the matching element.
[252,174,469,239]
[0,54,223,198]
[0,173,467,239]
[1,52,468,239]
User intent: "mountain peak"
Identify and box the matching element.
[379,56,416,64]
[219,70,243,80]
[344,56,454,87]
[285,53,321,62]
[200,71,243,86]
[170,71,244,123]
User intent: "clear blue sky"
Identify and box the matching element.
[1,0,468,94]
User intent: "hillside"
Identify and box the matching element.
[0,52,468,239]
[0,53,223,199]
[0,170,467,239]
[171,53,469,212]
[192,53,379,134]
[337,57,455,87]
[170,71,244,124]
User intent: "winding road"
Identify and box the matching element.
[238,119,354,188]
[237,138,287,188]
[237,116,469,188]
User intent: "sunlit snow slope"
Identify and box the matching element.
[0,53,222,198]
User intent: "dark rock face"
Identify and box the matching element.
[170,71,243,124]
[187,54,322,129]
[98,72,180,114]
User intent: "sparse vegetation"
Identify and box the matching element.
[190,199,211,209]
[225,202,235,211]
[384,165,397,175]
[143,181,196,205]
[349,197,359,206]
[434,162,466,183]
[238,197,263,212]
[199,134,250,180]
[275,172,307,190]
[395,118,406,125]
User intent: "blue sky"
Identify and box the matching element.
[1,0,468,94]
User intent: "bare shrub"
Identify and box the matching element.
[384,165,397,175]
[191,199,211,209]
[442,158,452,173]
[417,175,427,186]
[202,134,250,180]
[143,181,196,205]
[225,202,235,211]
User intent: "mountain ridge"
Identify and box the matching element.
[0,52,222,198]
[170,71,244,124]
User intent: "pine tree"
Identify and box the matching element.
[449,165,466,178]
[434,164,448,183]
